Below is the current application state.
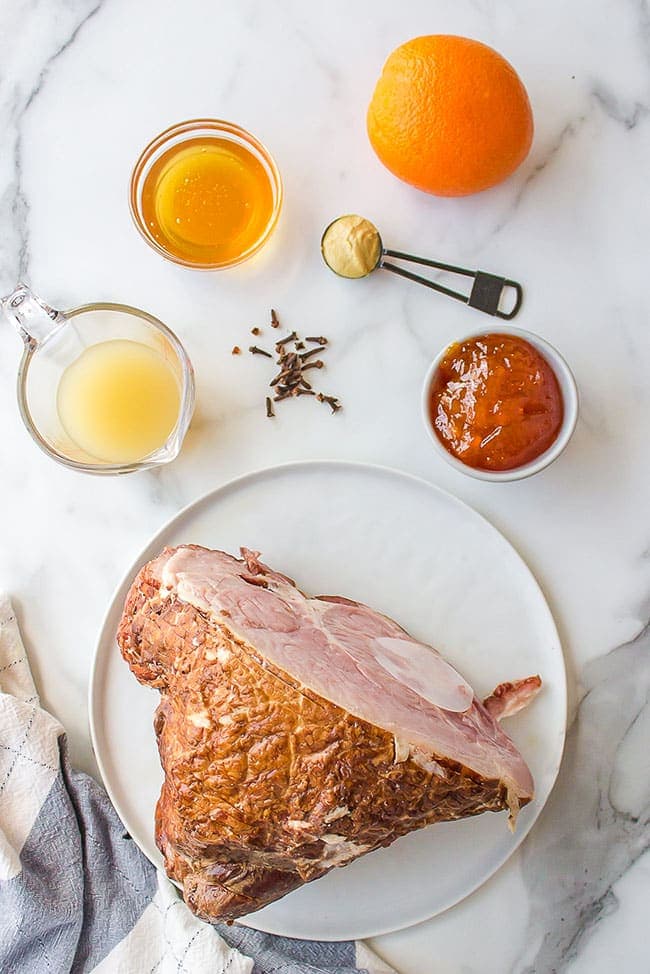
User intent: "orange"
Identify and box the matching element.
[367,35,533,197]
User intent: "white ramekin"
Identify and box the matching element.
[421,326,579,483]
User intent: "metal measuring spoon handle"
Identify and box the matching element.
[379,250,523,320]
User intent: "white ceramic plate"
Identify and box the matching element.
[89,461,566,941]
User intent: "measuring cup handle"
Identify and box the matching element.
[1,283,67,349]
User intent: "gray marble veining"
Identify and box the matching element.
[0,0,102,292]
[0,0,649,971]
[518,622,650,972]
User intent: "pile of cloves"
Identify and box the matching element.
[234,309,342,418]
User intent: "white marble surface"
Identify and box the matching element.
[0,1,649,971]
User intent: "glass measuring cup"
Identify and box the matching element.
[2,284,195,474]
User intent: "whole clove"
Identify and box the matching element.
[249,345,273,358]
[317,393,342,413]
[282,352,299,369]
[276,331,297,348]
[305,336,328,346]
[251,326,261,336]
[301,360,324,371]
[299,346,323,362]
[265,396,275,418]
[270,308,280,328]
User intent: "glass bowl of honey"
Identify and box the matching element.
[130,119,283,269]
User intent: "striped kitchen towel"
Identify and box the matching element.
[0,597,395,974]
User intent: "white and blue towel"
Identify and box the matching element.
[0,597,395,974]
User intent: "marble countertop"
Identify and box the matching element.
[1,1,649,971]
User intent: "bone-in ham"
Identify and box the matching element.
[118,544,540,923]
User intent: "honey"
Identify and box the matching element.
[140,136,275,266]
[57,340,181,464]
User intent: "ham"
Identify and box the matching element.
[483,675,543,721]
[118,544,540,923]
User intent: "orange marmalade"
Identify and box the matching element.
[429,333,563,471]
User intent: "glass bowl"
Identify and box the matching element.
[129,118,283,270]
